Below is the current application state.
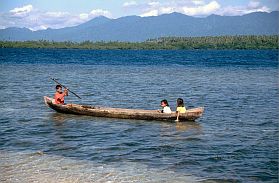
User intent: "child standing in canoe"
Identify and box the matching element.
[160,99,172,113]
[54,85,68,104]
[176,98,186,122]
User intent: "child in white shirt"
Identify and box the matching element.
[160,99,172,113]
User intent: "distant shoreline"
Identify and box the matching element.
[0,35,278,50]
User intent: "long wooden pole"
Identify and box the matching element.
[51,78,82,99]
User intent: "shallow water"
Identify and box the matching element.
[0,48,278,182]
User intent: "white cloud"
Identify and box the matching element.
[192,0,205,6]
[9,4,33,18]
[137,0,271,17]
[141,10,159,17]
[217,0,270,16]
[182,1,221,16]
[79,13,89,20]
[90,9,112,17]
[1,5,112,31]
[160,7,175,14]
[10,4,33,14]
[123,1,138,8]
[45,11,69,18]
[140,0,221,17]
[148,1,160,7]
[31,25,48,31]
[77,9,112,23]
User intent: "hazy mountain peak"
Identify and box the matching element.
[116,15,141,20]
[92,15,111,21]
[167,12,187,16]
[207,14,220,18]
[84,16,111,25]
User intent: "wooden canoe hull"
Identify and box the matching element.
[44,96,204,121]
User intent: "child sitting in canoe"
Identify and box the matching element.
[176,98,186,122]
[54,85,68,104]
[160,99,172,113]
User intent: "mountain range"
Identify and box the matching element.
[0,11,278,42]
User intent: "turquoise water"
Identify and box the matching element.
[0,48,278,182]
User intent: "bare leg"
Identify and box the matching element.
[175,111,180,122]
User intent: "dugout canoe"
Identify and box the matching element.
[44,96,204,121]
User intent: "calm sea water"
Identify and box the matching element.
[0,48,278,183]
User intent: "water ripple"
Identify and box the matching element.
[0,49,278,182]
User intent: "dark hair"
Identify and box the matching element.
[56,85,62,90]
[177,98,184,107]
[161,99,169,106]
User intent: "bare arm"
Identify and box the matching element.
[64,89,68,96]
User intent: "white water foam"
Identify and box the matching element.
[0,150,198,183]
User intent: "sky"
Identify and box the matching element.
[0,0,278,30]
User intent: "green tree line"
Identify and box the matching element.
[0,35,278,50]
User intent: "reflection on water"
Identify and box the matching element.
[50,113,76,124]
[50,113,68,124]
[175,122,202,132]
[50,112,202,132]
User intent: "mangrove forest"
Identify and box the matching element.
[0,35,278,50]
